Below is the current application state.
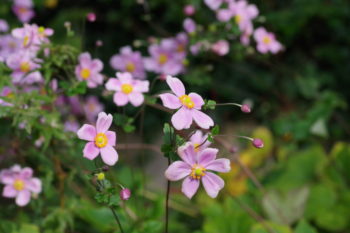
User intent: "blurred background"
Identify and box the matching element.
[1,0,350,232]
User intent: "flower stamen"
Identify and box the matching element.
[80,68,91,80]
[95,133,108,148]
[190,164,206,180]
[13,179,25,191]
[179,95,195,109]
[121,84,133,94]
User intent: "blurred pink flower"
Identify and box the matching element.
[165,142,230,199]
[0,165,42,206]
[254,27,282,54]
[190,130,211,152]
[204,0,224,10]
[77,112,118,166]
[120,188,131,200]
[64,118,80,133]
[75,52,104,88]
[105,72,149,107]
[83,96,104,123]
[110,46,146,79]
[86,12,96,22]
[0,86,14,106]
[0,35,21,60]
[183,5,196,16]
[211,40,230,56]
[0,19,9,32]
[159,76,214,130]
[183,18,196,34]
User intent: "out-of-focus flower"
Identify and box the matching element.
[83,96,104,123]
[64,118,80,133]
[183,18,196,34]
[75,52,104,88]
[110,46,146,79]
[12,0,35,23]
[105,72,149,107]
[120,188,131,200]
[190,130,211,152]
[0,35,21,59]
[204,0,224,10]
[159,76,214,130]
[96,40,103,47]
[86,12,96,22]
[241,104,251,113]
[77,112,118,166]
[183,5,196,16]
[0,165,42,206]
[254,27,282,54]
[0,86,14,106]
[0,19,9,32]
[211,40,230,56]
[165,142,230,199]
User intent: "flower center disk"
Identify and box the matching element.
[125,62,135,72]
[190,164,206,180]
[95,133,108,148]
[80,68,91,79]
[179,95,195,109]
[158,54,168,65]
[121,84,133,94]
[20,62,31,73]
[263,36,271,44]
[13,179,25,191]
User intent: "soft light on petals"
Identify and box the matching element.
[171,108,192,130]
[16,190,31,206]
[159,93,181,109]
[197,148,218,166]
[165,161,191,181]
[96,112,113,133]
[192,109,214,129]
[181,177,200,199]
[202,172,225,198]
[117,72,133,84]
[83,142,100,160]
[105,131,116,146]
[166,76,185,96]
[113,92,129,106]
[2,185,17,198]
[19,167,33,179]
[177,142,196,165]
[205,158,231,172]
[100,145,118,166]
[188,93,204,109]
[26,178,42,193]
[129,92,144,107]
[77,124,96,141]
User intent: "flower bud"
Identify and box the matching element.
[96,172,105,180]
[120,188,131,201]
[241,104,251,113]
[102,165,109,172]
[96,40,103,47]
[252,138,264,148]
[184,5,195,16]
[86,12,96,22]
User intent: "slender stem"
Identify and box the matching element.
[110,207,125,233]
[215,103,242,107]
[165,158,171,233]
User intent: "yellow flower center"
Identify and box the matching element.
[125,62,136,72]
[18,7,28,14]
[179,95,195,109]
[95,133,108,148]
[158,54,168,65]
[88,103,96,112]
[38,26,45,36]
[190,164,206,180]
[13,179,25,191]
[20,62,31,73]
[96,172,105,180]
[23,36,29,47]
[80,68,91,80]
[6,92,14,99]
[121,84,133,94]
[235,15,242,24]
[193,143,200,152]
[263,36,271,44]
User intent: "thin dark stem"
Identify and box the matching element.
[110,207,125,233]
[165,158,171,233]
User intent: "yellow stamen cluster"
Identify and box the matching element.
[158,54,168,65]
[80,68,91,80]
[190,164,206,180]
[121,84,133,94]
[13,179,25,191]
[23,36,29,47]
[179,95,195,109]
[263,36,271,44]
[235,15,242,24]
[125,62,135,72]
[95,133,108,148]
[20,62,31,73]
[96,172,105,180]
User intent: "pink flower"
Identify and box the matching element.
[0,19,9,32]
[105,72,149,107]
[159,76,214,130]
[77,112,118,166]
[165,142,230,199]
[204,0,224,10]
[183,18,196,34]
[12,3,35,23]
[190,130,211,152]
[0,35,21,60]
[0,86,14,106]
[211,40,230,56]
[183,5,196,16]
[64,118,80,133]
[110,46,146,79]
[253,27,282,54]
[0,165,42,206]
[120,188,131,200]
[75,52,104,88]
[86,12,96,22]
[83,96,104,123]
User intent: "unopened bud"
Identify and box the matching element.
[184,5,195,16]
[241,104,251,113]
[252,138,264,148]
[120,188,131,201]
[96,40,103,47]
[96,172,105,180]
[86,12,96,22]
[102,165,109,172]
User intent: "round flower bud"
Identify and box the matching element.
[87,12,96,22]
[96,172,105,180]
[184,5,195,16]
[241,104,251,113]
[252,138,264,148]
[120,188,131,201]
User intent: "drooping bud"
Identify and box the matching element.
[252,138,264,148]
[241,104,251,113]
[96,40,103,47]
[120,188,131,201]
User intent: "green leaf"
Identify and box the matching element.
[295,220,318,233]
[211,125,220,135]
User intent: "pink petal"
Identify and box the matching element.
[2,185,17,198]
[188,93,204,109]
[202,172,224,198]
[19,167,33,179]
[192,109,214,129]
[106,131,116,146]
[105,78,121,91]
[100,145,118,166]
[117,72,133,84]
[197,148,218,166]
[91,59,103,72]
[83,142,100,160]
[134,80,149,93]
[0,173,15,185]
[16,190,31,206]
[96,112,113,133]
[190,130,203,144]
[177,142,196,165]
[171,107,192,130]
[205,159,231,173]
[165,161,191,181]
[77,124,96,141]
[257,44,269,54]
[166,76,185,96]
[128,92,144,107]
[159,93,181,109]
[113,92,129,106]
[26,178,42,193]
[181,177,200,199]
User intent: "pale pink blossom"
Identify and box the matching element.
[159,76,214,130]
[184,5,196,16]
[254,27,282,54]
[86,12,96,22]
[77,112,118,166]
[105,72,149,107]
[75,52,104,88]
[190,130,211,152]
[183,18,196,34]
[211,40,230,56]
[165,142,230,199]
[0,19,9,32]
[83,96,104,123]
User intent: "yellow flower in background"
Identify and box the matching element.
[45,0,58,9]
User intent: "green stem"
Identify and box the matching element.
[110,207,125,233]
[165,158,171,233]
